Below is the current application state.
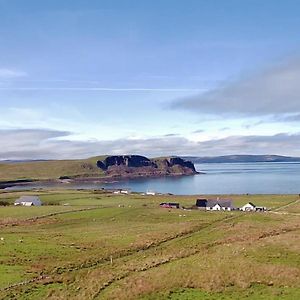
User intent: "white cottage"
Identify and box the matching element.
[121,189,131,194]
[146,190,156,196]
[211,203,222,211]
[14,196,42,207]
[113,189,131,195]
[196,199,233,211]
[240,202,256,211]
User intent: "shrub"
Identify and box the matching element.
[43,201,60,206]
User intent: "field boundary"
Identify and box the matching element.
[0,206,105,227]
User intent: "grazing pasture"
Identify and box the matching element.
[0,191,299,299]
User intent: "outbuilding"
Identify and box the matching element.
[160,202,180,209]
[14,196,42,207]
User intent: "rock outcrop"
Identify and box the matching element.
[96,155,198,178]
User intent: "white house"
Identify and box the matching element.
[14,196,42,207]
[240,202,267,212]
[146,190,156,196]
[211,203,222,211]
[240,202,256,211]
[113,189,131,195]
[196,199,233,211]
[121,189,131,194]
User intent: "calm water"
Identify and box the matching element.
[8,162,300,195]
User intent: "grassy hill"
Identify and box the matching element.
[0,155,196,182]
[0,156,108,181]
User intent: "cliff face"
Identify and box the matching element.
[96,155,198,178]
[97,155,155,170]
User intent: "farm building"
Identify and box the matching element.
[146,190,156,196]
[160,202,180,209]
[254,206,267,212]
[240,202,267,212]
[196,198,233,211]
[14,196,42,207]
[113,189,131,195]
[240,202,256,211]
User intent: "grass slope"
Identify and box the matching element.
[0,156,108,181]
[0,192,299,299]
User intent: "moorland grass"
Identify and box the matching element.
[0,157,105,181]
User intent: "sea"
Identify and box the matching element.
[7,162,300,195]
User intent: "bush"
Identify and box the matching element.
[0,200,10,206]
[43,201,60,206]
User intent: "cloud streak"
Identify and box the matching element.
[0,68,27,79]
[171,57,300,119]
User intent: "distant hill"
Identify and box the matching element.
[183,155,300,164]
[0,155,197,182]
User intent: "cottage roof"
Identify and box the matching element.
[160,202,179,206]
[208,200,232,208]
[196,198,233,208]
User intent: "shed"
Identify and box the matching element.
[160,202,180,209]
[14,196,42,207]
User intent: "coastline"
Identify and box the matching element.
[0,172,202,190]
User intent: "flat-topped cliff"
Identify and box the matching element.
[0,155,198,183]
[96,155,198,178]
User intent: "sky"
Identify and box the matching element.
[1,0,300,159]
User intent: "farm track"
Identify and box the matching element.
[273,199,300,211]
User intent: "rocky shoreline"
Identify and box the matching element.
[0,171,201,190]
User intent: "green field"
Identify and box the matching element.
[0,156,108,181]
[0,191,299,299]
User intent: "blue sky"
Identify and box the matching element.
[1,0,300,159]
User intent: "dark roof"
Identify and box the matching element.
[196,198,232,208]
[207,200,232,208]
[160,202,179,206]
